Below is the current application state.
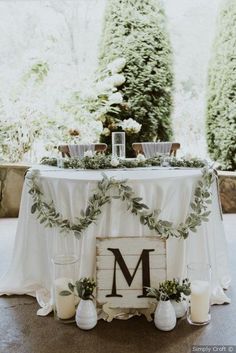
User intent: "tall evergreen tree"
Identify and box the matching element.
[99,0,174,155]
[206,0,236,170]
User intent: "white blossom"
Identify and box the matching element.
[107,57,126,74]
[101,127,110,136]
[96,79,113,94]
[136,153,146,162]
[110,157,120,167]
[119,118,142,134]
[108,92,123,105]
[84,150,94,158]
[107,74,126,87]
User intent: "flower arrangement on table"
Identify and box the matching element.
[147,278,191,320]
[41,153,208,170]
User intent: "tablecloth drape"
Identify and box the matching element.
[0,167,231,310]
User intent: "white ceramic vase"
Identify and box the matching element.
[75,299,97,330]
[154,300,176,331]
[170,300,187,318]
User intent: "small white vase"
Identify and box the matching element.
[170,300,186,318]
[75,299,97,330]
[154,300,176,331]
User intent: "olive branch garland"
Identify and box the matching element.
[27,168,214,240]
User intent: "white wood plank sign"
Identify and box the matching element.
[96,237,166,313]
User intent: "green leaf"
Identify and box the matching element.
[59,290,72,296]
[31,203,38,214]
[68,283,75,292]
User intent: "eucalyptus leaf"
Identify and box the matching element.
[59,290,72,296]
[31,203,38,214]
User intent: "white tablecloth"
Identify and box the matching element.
[0,166,231,309]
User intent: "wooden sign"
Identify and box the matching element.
[96,237,166,320]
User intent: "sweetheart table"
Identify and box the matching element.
[0,166,231,311]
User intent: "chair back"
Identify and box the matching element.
[58,143,107,158]
[132,142,180,157]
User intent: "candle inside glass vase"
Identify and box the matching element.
[52,254,79,323]
[54,277,75,320]
[187,263,211,325]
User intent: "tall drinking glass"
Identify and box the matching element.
[112,132,126,159]
[187,263,211,325]
[52,254,79,323]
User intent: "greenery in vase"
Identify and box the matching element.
[99,0,174,156]
[146,278,191,302]
[60,277,96,300]
[206,0,236,171]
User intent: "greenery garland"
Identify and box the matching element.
[40,154,207,170]
[27,168,214,240]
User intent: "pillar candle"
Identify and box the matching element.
[54,277,75,320]
[190,280,210,323]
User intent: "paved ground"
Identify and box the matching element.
[0,216,235,353]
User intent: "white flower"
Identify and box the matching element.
[102,74,125,89]
[110,157,120,167]
[119,118,142,134]
[107,58,126,74]
[102,127,110,136]
[136,153,146,162]
[96,80,113,94]
[96,114,106,123]
[108,92,123,105]
[84,150,94,158]
[109,74,126,87]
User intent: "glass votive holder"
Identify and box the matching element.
[112,132,126,159]
[52,254,79,323]
[57,158,65,168]
[160,154,170,167]
[187,263,211,326]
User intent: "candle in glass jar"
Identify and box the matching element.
[54,277,75,320]
[190,280,210,323]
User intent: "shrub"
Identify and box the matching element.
[99,0,174,156]
[206,0,236,171]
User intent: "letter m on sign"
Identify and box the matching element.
[96,237,166,310]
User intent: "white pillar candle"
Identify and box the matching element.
[190,280,210,323]
[54,277,75,320]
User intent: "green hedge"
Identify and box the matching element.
[99,0,174,156]
[206,0,236,171]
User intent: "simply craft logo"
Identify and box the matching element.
[192,346,235,352]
